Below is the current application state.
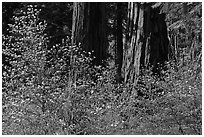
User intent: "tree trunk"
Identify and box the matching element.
[116,3,124,83]
[141,3,169,73]
[71,2,107,65]
[123,2,170,87]
[123,3,144,85]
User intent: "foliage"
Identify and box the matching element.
[2,5,92,135]
[52,59,201,135]
[163,2,202,61]
[37,2,73,47]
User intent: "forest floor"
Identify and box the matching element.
[2,58,202,135]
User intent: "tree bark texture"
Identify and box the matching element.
[123,3,144,85]
[72,2,107,65]
[141,4,169,71]
[116,3,124,82]
[123,2,169,86]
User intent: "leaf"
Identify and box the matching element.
[168,20,184,30]
[189,3,202,15]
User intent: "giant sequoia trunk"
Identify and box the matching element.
[122,3,169,86]
[141,3,169,71]
[72,2,107,65]
[123,3,145,85]
[116,3,124,82]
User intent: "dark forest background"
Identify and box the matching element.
[2,2,202,135]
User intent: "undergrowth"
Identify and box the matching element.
[2,6,202,135]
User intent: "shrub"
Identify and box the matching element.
[2,5,93,135]
[2,4,201,135]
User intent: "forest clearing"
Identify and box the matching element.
[2,2,202,135]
